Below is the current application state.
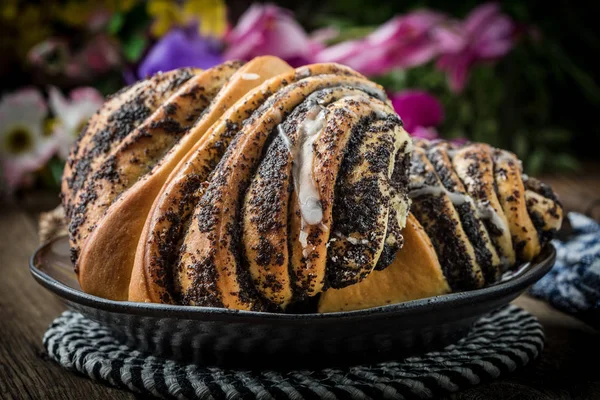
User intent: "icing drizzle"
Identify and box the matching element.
[408,184,508,234]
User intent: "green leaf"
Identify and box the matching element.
[94,74,126,97]
[552,153,581,172]
[372,69,408,93]
[526,150,546,175]
[330,26,376,42]
[108,13,124,35]
[458,101,473,124]
[49,158,65,188]
[123,33,147,62]
[538,128,572,144]
[513,132,529,158]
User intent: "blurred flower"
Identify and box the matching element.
[148,0,227,38]
[435,3,515,92]
[315,10,446,76]
[28,38,71,76]
[52,0,97,27]
[224,3,324,67]
[411,126,440,140]
[28,34,121,83]
[450,137,470,146]
[0,88,56,191]
[48,86,104,160]
[76,34,121,76]
[137,25,223,80]
[148,1,185,37]
[310,27,340,44]
[390,90,444,136]
[184,0,227,38]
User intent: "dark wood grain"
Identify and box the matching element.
[540,163,600,221]
[0,204,134,400]
[1,166,599,400]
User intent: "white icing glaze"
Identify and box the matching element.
[475,201,509,235]
[333,231,369,245]
[408,185,472,207]
[408,185,445,198]
[295,67,311,79]
[446,190,471,206]
[299,230,309,249]
[408,184,509,235]
[277,125,292,153]
[499,255,512,271]
[295,107,326,225]
[446,148,458,159]
[241,73,260,80]
[275,106,327,259]
[353,83,387,101]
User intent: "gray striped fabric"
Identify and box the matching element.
[43,305,543,399]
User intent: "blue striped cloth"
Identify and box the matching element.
[530,212,600,327]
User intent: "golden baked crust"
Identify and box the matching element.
[61,57,563,312]
[493,149,540,261]
[407,139,563,292]
[409,146,485,291]
[77,57,292,300]
[130,63,411,310]
[62,69,200,228]
[318,213,450,313]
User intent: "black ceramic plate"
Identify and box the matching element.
[30,236,555,369]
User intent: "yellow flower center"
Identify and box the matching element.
[75,119,87,137]
[4,126,33,155]
[43,118,57,137]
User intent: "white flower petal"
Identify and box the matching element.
[0,88,57,191]
[50,86,103,133]
[0,88,47,141]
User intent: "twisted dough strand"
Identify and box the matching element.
[409,139,563,290]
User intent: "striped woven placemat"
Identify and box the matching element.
[43,304,543,399]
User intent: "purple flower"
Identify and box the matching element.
[137,26,223,80]
[224,4,325,67]
[435,3,515,92]
[315,11,446,76]
[390,90,444,136]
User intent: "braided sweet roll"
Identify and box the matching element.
[62,57,412,311]
[61,56,562,313]
[321,139,562,311]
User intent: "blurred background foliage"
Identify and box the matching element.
[271,0,600,173]
[1,0,599,196]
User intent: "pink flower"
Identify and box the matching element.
[28,38,71,76]
[27,35,121,84]
[315,10,446,76]
[224,4,325,67]
[78,35,121,75]
[49,86,104,160]
[450,137,470,146]
[0,89,57,191]
[411,126,440,140]
[390,90,444,136]
[435,3,515,92]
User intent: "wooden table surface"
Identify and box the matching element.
[1,166,599,400]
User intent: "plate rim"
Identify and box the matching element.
[30,236,556,322]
